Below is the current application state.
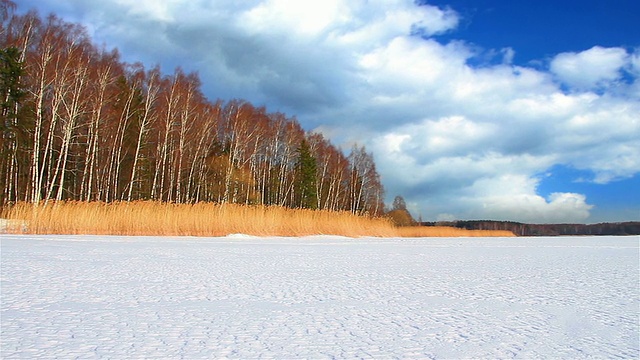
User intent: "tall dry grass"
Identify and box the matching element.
[394,225,515,238]
[1,201,515,238]
[1,201,398,237]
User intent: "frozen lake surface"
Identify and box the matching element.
[1,235,638,359]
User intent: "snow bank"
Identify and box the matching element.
[1,235,638,358]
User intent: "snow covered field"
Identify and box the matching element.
[1,235,638,359]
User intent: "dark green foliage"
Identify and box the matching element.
[295,139,317,209]
[0,47,24,125]
[0,46,25,151]
[0,46,26,205]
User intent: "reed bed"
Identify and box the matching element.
[395,225,515,238]
[1,201,398,237]
[1,201,514,238]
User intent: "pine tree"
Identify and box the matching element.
[0,46,26,205]
[295,138,317,209]
[0,47,24,123]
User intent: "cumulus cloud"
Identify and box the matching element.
[461,176,593,223]
[550,46,629,90]
[240,0,346,36]
[18,0,640,222]
[410,3,459,36]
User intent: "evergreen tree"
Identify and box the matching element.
[295,138,317,209]
[0,47,24,124]
[0,46,26,205]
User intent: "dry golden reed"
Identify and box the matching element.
[394,225,515,238]
[2,201,395,237]
[2,201,515,238]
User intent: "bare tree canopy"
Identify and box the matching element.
[0,2,386,215]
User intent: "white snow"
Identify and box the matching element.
[1,235,638,359]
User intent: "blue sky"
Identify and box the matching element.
[18,0,640,223]
[426,0,640,64]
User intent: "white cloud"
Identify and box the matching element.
[461,175,593,223]
[410,2,459,36]
[380,116,496,159]
[239,0,347,37]
[360,37,470,89]
[551,99,640,183]
[550,46,629,89]
[473,192,593,224]
[414,173,593,224]
[356,38,638,222]
[501,47,515,64]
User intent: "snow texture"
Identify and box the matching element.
[1,235,638,359]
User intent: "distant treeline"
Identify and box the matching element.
[422,221,640,236]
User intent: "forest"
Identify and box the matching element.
[0,1,385,215]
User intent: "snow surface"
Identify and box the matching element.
[1,235,638,359]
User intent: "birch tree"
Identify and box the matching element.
[126,65,159,201]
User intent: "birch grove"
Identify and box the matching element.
[0,2,386,215]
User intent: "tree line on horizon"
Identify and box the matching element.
[0,1,385,214]
[424,220,640,236]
